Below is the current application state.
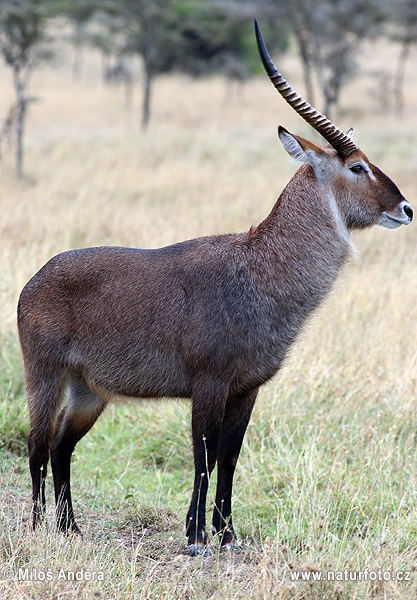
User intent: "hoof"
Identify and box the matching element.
[58,523,83,538]
[70,526,83,538]
[188,544,212,557]
[221,542,243,553]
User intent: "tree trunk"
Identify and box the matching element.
[16,101,25,179]
[13,66,26,179]
[101,51,110,83]
[141,34,153,130]
[323,90,333,121]
[294,28,315,106]
[394,40,410,116]
[323,73,342,121]
[72,22,85,80]
[142,65,152,129]
[125,78,133,112]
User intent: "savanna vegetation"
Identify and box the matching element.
[0,3,417,600]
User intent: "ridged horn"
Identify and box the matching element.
[254,19,358,158]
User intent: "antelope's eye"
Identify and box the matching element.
[350,163,364,174]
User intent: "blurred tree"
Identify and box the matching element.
[385,0,417,114]
[83,0,288,128]
[122,0,182,129]
[93,0,289,129]
[84,0,182,129]
[54,0,102,78]
[281,1,316,105]
[0,0,54,178]
[280,0,384,118]
[253,0,317,104]
[87,9,126,81]
[175,1,289,76]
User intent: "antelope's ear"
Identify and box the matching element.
[278,126,325,166]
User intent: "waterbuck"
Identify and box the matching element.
[18,21,412,556]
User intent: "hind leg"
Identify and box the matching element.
[50,373,105,534]
[27,371,67,530]
[28,428,50,530]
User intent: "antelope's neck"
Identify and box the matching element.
[250,166,353,322]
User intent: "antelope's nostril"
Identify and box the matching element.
[404,204,413,221]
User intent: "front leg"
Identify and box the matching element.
[212,389,258,548]
[186,376,229,555]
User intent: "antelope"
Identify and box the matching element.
[18,21,412,557]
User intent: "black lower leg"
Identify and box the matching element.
[28,431,50,530]
[186,380,229,550]
[186,467,211,547]
[51,442,80,533]
[51,398,104,534]
[212,389,258,546]
[212,463,236,544]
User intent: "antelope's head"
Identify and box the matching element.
[255,20,413,231]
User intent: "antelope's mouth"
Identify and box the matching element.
[380,201,413,229]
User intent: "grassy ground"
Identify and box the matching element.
[0,38,417,599]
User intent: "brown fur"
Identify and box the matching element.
[18,130,412,554]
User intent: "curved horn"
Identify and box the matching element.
[254,19,358,158]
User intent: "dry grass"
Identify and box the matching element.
[0,38,417,599]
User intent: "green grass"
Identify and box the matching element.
[0,335,27,454]
[1,347,416,598]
